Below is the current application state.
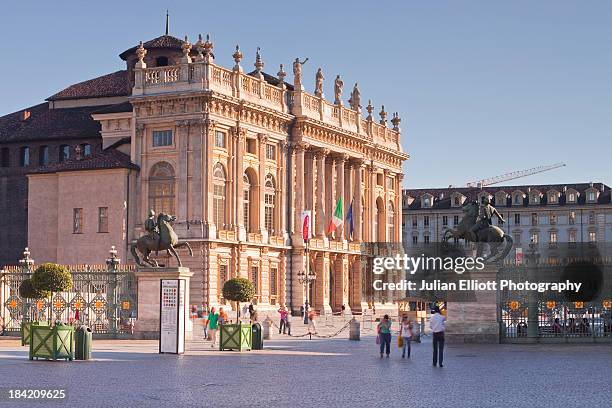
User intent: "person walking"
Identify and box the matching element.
[399,315,413,359]
[430,306,446,367]
[278,306,289,334]
[206,307,220,348]
[377,314,392,358]
[285,309,292,336]
[218,308,229,326]
[307,309,317,334]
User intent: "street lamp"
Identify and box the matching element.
[297,257,316,324]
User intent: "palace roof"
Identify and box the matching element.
[0,103,104,143]
[404,183,612,210]
[119,35,185,60]
[92,101,133,114]
[46,70,130,101]
[29,148,139,174]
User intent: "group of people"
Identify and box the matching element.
[377,306,446,367]
[277,306,318,336]
[200,304,260,347]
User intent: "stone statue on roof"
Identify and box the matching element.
[293,57,309,88]
[334,75,344,105]
[348,83,361,110]
[315,68,324,97]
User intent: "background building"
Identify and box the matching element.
[402,183,612,246]
[10,31,407,315]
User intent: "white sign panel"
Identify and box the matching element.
[159,279,186,354]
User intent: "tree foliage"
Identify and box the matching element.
[31,263,73,293]
[18,278,50,299]
[222,278,255,303]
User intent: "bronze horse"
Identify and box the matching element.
[442,201,513,262]
[131,213,193,267]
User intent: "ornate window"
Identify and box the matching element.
[213,164,227,229]
[375,198,384,241]
[98,207,108,233]
[387,201,395,240]
[218,264,228,304]
[270,267,278,305]
[250,266,259,301]
[243,174,251,231]
[266,144,276,160]
[264,174,276,233]
[148,162,175,215]
[215,131,226,148]
[569,211,576,225]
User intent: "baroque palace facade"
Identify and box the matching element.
[13,32,407,315]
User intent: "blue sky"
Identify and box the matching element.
[1,1,609,188]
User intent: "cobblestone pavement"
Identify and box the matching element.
[0,333,610,408]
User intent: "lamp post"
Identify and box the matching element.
[297,242,316,324]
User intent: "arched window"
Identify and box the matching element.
[148,162,175,214]
[375,197,384,241]
[264,174,276,233]
[387,201,395,241]
[213,164,227,229]
[243,173,252,232]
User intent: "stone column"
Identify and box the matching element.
[344,159,353,241]
[313,252,331,313]
[315,149,329,238]
[192,120,203,221]
[204,119,216,237]
[279,141,288,241]
[382,170,390,241]
[293,142,307,238]
[353,160,364,242]
[325,155,336,237]
[369,164,377,241]
[134,123,145,235]
[235,127,246,240]
[258,133,268,240]
[176,121,190,221]
[290,248,306,314]
[335,154,348,241]
[304,149,316,221]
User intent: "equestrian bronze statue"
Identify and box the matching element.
[442,197,513,262]
[131,210,193,267]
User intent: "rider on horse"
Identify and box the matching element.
[144,209,160,247]
[469,196,505,240]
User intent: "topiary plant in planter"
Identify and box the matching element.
[18,278,50,346]
[28,264,74,361]
[219,278,255,351]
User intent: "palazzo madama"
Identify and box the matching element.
[23,33,408,315]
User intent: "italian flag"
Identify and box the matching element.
[327,198,343,234]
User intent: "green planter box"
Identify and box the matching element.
[29,325,74,361]
[21,321,48,346]
[220,323,252,351]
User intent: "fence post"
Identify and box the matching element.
[106,246,121,334]
[18,248,34,324]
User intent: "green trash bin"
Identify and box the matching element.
[252,323,263,350]
[75,325,93,360]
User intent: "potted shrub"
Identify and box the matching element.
[219,278,255,351]
[18,278,50,346]
[28,263,74,361]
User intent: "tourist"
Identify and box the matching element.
[285,309,292,336]
[377,314,392,358]
[278,306,289,334]
[430,306,446,367]
[242,304,249,320]
[399,315,413,359]
[218,308,229,325]
[251,307,259,323]
[207,307,220,348]
[308,309,317,334]
[552,318,562,334]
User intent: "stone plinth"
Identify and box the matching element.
[445,266,500,343]
[133,267,193,340]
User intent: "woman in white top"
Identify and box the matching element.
[399,315,414,359]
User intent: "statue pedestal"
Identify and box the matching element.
[445,266,500,343]
[133,267,193,340]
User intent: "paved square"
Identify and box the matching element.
[0,334,610,408]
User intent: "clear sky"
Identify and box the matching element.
[1,1,610,188]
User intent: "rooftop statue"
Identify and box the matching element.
[292,57,309,86]
[131,209,193,268]
[348,82,361,110]
[334,75,344,105]
[315,68,324,97]
[442,197,513,262]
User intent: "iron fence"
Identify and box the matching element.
[1,251,137,337]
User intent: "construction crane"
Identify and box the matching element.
[465,162,566,188]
